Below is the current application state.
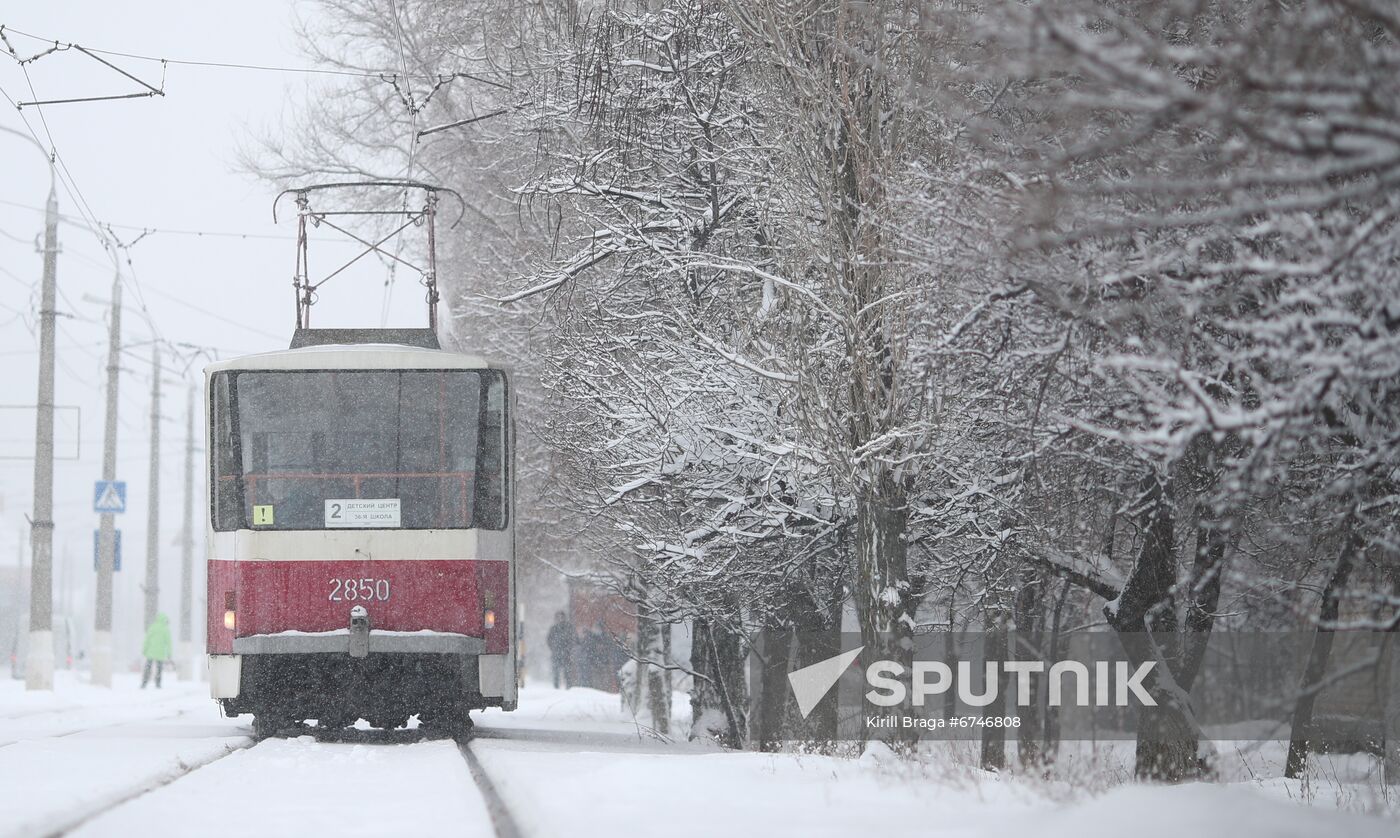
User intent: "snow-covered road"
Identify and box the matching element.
[3,672,1397,838]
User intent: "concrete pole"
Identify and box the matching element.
[25,183,60,692]
[92,275,122,687]
[178,385,195,679]
[144,346,162,632]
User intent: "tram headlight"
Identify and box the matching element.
[483,609,496,630]
[224,609,236,631]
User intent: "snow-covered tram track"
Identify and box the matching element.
[53,725,506,837]
[0,702,83,721]
[456,734,523,838]
[35,737,254,838]
[0,704,197,749]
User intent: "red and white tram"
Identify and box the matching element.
[204,327,516,734]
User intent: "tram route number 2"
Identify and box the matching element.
[329,578,391,602]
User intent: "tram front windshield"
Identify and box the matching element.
[211,369,506,531]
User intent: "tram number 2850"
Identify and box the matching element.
[329,578,391,602]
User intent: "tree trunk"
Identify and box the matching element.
[754,629,793,752]
[1041,579,1072,761]
[791,586,843,748]
[1014,577,1046,767]
[1384,568,1400,786]
[944,618,960,725]
[637,604,672,736]
[1105,472,1200,781]
[1285,520,1359,778]
[981,603,1010,771]
[852,474,914,731]
[690,616,747,748]
[827,9,911,727]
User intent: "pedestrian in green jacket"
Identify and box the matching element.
[141,613,172,689]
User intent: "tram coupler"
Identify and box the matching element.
[348,606,370,658]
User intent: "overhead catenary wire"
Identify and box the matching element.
[39,242,284,346]
[0,262,36,290]
[0,81,112,252]
[0,30,270,579]
[103,226,167,351]
[0,28,166,108]
[98,227,262,373]
[0,225,33,245]
[0,188,231,375]
[3,23,520,170]
[1,22,515,347]
[0,24,512,89]
[0,123,284,372]
[139,283,285,344]
[0,198,352,241]
[11,65,115,248]
[0,297,27,318]
[1,25,496,285]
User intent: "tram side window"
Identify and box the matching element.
[475,371,508,530]
[210,373,243,531]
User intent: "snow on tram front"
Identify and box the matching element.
[203,328,515,735]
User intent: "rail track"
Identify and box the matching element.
[44,739,254,838]
[37,722,520,838]
[0,699,197,750]
[457,733,523,838]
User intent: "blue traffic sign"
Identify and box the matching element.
[93,480,127,514]
[93,529,121,572]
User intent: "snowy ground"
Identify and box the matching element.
[2,671,1396,837]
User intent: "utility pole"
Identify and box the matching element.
[25,180,60,692]
[178,385,195,679]
[144,345,162,631]
[92,274,122,687]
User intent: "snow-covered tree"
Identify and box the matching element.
[269,0,1400,777]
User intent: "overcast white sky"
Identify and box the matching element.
[0,1,424,659]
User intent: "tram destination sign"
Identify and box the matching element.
[325,498,401,528]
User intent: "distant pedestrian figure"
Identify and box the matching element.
[141,612,172,689]
[581,621,610,690]
[546,611,577,689]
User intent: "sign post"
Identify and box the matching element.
[92,529,121,572]
[93,478,125,688]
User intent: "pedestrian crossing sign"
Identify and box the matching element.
[93,480,127,514]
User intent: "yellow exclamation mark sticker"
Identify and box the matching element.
[252,505,275,526]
